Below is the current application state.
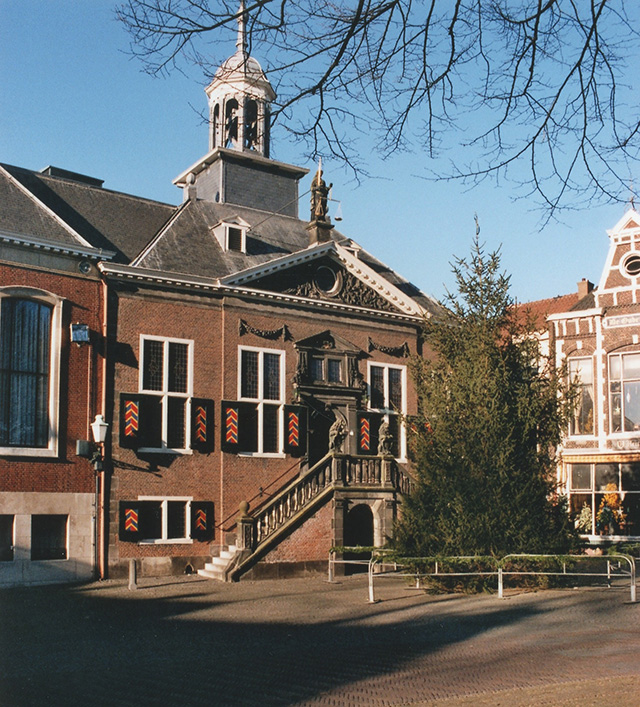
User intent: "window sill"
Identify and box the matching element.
[138,539,194,545]
[0,447,57,458]
[137,448,193,455]
[238,452,286,459]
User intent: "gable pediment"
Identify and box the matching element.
[295,330,363,355]
[229,253,411,314]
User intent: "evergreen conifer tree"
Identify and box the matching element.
[396,236,577,557]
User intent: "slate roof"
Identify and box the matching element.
[133,198,442,316]
[0,160,440,317]
[0,166,81,247]
[1,163,175,263]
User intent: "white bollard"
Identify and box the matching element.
[128,558,137,591]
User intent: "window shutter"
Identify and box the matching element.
[120,394,142,449]
[190,501,215,541]
[191,399,215,453]
[119,501,142,541]
[221,401,258,453]
[357,411,383,455]
[284,405,307,457]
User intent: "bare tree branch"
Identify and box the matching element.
[116,0,640,213]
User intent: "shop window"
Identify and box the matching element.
[0,291,62,456]
[139,336,193,451]
[610,352,640,432]
[238,347,284,455]
[31,515,67,560]
[568,462,640,536]
[0,515,14,561]
[568,358,594,435]
[368,363,406,459]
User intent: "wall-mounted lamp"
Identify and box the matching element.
[91,414,109,445]
[76,414,109,471]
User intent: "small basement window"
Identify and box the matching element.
[31,515,68,560]
[0,515,14,561]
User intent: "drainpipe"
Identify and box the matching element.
[98,277,109,579]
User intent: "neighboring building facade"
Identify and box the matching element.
[0,18,442,584]
[550,210,640,541]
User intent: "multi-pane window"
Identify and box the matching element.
[239,347,284,454]
[310,356,343,384]
[138,498,190,543]
[0,298,52,448]
[140,336,193,450]
[610,352,640,432]
[31,514,67,560]
[568,358,594,436]
[368,363,406,458]
[569,463,640,536]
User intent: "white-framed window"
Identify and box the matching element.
[137,497,193,544]
[238,345,285,455]
[609,352,640,433]
[368,362,407,460]
[139,335,193,452]
[0,287,62,457]
[568,462,640,537]
[568,357,594,436]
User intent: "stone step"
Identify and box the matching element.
[198,545,239,582]
[197,567,226,581]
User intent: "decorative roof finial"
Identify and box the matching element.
[236,1,248,56]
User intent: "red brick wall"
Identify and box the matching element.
[108,284,422,570]
[261,499,334,563]
[0,262,102,495]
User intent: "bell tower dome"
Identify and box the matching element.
[205,2,276,157]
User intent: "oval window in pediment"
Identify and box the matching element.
[623,253,640,277]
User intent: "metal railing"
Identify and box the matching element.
[361,552,637,604]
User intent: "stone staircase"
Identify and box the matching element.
[199,453,413,582]
[198,544,239,581]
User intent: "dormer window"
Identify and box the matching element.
[212,218,249,253]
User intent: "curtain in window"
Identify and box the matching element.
[0,299,51,447]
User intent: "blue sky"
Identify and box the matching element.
[0,1,632,303]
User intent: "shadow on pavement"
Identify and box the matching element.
[0,576,544,706]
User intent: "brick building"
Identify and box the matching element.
[0,164,173,585]
[0,18,443,584]
[547,209,640,541]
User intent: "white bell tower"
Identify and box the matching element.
[205,2,276,157]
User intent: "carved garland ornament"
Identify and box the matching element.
[238,319,291,341]
[368,337,410,357]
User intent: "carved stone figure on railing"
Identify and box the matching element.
[377,419,393,457]
[329,417,347,453]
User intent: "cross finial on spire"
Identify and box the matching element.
[236,1,248,55]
